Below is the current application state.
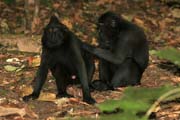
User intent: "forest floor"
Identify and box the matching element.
[0,0,180,119]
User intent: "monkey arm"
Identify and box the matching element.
[23,51,48,101]
[82,43,130,65]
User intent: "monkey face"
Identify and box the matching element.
[42,16,66,49]
[97,12,119,49]
[42,25,65,49]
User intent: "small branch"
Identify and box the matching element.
[145,88,180,118]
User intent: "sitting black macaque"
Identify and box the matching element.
[83,11,149,90]
[23,15,95,104]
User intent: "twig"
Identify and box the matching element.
[145,88,180,118]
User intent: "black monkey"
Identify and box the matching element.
[83,11,149,90]
[23,16,95,104]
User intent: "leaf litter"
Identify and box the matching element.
[0,0,180,119]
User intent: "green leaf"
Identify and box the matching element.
[150,47,180,67]
[4,65,18,72]
[97,86,176,119]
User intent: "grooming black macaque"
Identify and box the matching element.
[83,11,149,90]
[23,16,95,104]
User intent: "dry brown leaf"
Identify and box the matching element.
[160,76,169,80]
[171,9,180,18]
[69,110,96,116]
[38,92,56,101]
[54,98,69,106]
[133,17,144,27]
[158,20,166,30]
[24,105,38,119]
[150,18,158,27]
[172,77,180,83]
[165,18,175,23]
[0,54,5,59]
[69,98,91,106]
[69,97,80,103]
[61,19,73,30]
[0,106,26,117]
[1,80,14,86]
[115,87,125,91]
[21,85,33,97]
[167,40,179,46]
[46,116,56,120]
[28,55,40,67]
[38,93,69,106]
[74,10,84,23]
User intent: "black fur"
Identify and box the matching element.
[23,15,95,104]
[83,11,149,90]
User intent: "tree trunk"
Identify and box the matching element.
[31,0,40,34]
[24,0,31,34]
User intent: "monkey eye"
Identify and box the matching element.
[48,28,58,32]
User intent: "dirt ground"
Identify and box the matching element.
[0,0,180,119]
[0,48,179,119]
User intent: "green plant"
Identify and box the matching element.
[150,47,180,67]
[3,0,15,5]
[96,86,177,120]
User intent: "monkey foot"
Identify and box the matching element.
[91,80,113,91]
[83,97,96,104]
[23,93,39,102]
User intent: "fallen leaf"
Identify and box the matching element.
[69,98,91,106]
[0,106,26,117]
[73,10,84,23]
[0,19,9,33]
[0,98,6,104]
[54,98,69,106]
[21,85,33,96]
[61,19,73,30]
[133,17,144,27]
[15,64,25,72]
[69,110,96,116]
[24,105,38,119]
[6,58,20,63]
[4,65,18,72]
[38,92,69,106]
[171,8,180,18]
[0,54,5,59]
[38,92,56,101]
[46,116,56,120]
[28,55,40,67]
[158,20,166,30]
